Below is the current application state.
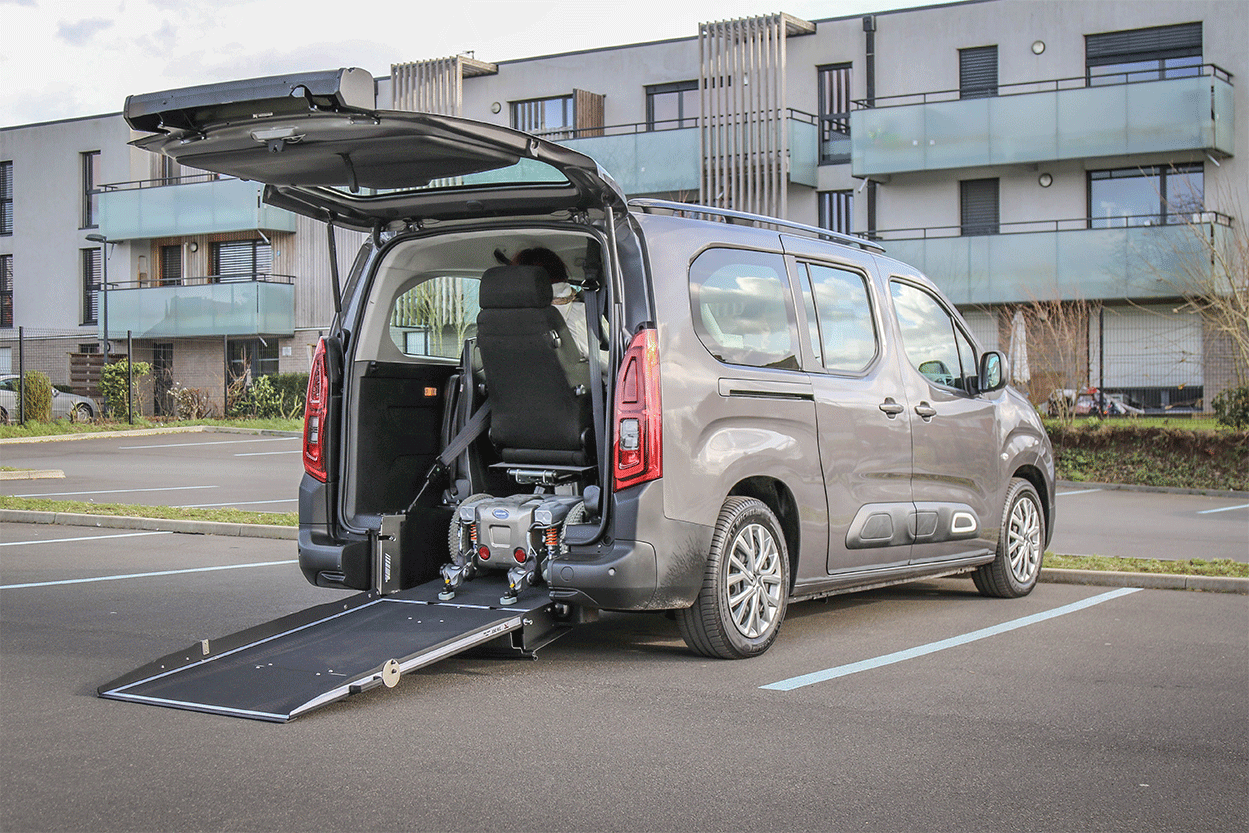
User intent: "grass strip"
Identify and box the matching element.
[1047,552,1249,578]
[0,417,302,440]
[0,496,297,527]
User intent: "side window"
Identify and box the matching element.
[890,280,969,389]
[803,263,878,373]
[388,275,481,358]
[690,249,798,371]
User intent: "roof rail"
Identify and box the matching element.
[627,198,886,254]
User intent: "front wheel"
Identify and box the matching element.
[70,403,93,423]
[973,478,1045,598]
[678,497,790,659]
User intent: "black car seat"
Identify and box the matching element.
[475,264,594,472]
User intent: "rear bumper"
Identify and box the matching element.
[549,480,711,611]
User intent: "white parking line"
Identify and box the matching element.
[234,450,301,457]
[0,559,299,590]
[1197,503,1249,515]
[12,485,216,498]
[0,530,173,548]
[761,587,1142,692]
[1058,488,1102,496]
[172,499,297,508]
[118,438,297,450]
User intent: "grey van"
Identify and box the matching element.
[126,68,1055,660]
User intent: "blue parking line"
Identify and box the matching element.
[761,587,1142,691]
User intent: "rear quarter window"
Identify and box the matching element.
[689,248,798,370]
[388,275,481,358]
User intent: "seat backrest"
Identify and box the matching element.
[476,264,593,465]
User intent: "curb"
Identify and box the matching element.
[0,509,296,540]
[0,469,65,481]
[0,426,301,445]
[1057,480,1248,499]
[1040,567,1248,594]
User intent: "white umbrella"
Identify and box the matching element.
[1008,310,1030,386]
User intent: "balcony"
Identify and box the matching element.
[104,275,295,339]
[875,213,1232,306]
[851,66,1235,178]
[97,175,298,241]
[550,111,820,196]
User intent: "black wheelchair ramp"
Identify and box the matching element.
[98,580,563,722]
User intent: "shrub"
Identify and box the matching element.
[170,383,217,420]
[1212,385,1249,430]
[228,374,290,419]
[101,360,151,421]
[267,372,309,417]
[21,371,53,422]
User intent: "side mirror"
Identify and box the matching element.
[978,351,1006,394]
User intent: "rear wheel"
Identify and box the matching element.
[973,479,1044,598]
[678,497,789,659]
[446,493,494,560]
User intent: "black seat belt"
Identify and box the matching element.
[405,399,491,514]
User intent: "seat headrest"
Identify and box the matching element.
[479,265,553,309]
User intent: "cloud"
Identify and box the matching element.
[56,17,115,46]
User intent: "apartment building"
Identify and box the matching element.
[1,0,1244,415]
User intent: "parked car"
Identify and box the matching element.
[0,375,98,423]
[123,69,1055,659]
[1047,387,1143,417]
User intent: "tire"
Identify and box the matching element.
[0,406,8,424]
[973,478,1045,598]
[678,497,790,659]
[70,403,93,423]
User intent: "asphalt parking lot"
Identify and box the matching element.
[2,519,1247,832]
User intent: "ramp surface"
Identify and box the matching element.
[99,579,554,722]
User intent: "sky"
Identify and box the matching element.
[0,0,936,129]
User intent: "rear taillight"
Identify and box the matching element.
[303,338,330,483]
[614,328,662,491]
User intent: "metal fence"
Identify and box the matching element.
[966,302,1246,417]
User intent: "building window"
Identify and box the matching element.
[159,244,183,286]
[646,81,698,130]
[511,95,574,138]
[1086,22,1202,85]
[818,190,854,235]
[213,239,272,281]
[960,178,999,236]
[959,46,998,99]
[0,160,12,236]
[82,248,101,325]
[81,151,101,229]
[817,63,852,164]
[1088,164,1203,228]
[227,338,279,381]
[0,254,12,328]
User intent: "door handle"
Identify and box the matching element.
[914,402,937,420]
[878,397,905,417]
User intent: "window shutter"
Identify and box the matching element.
[160,245,182,285]
[1086,22,1201,63]
[959,46,998,99]
[214,240,271,280]
[960,178,999,236]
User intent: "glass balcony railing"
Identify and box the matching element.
[850,66,1235,178]
[874,213,1232,306]
[103,275,295,339]
[549,110,821,195]
[97,176,298,241]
